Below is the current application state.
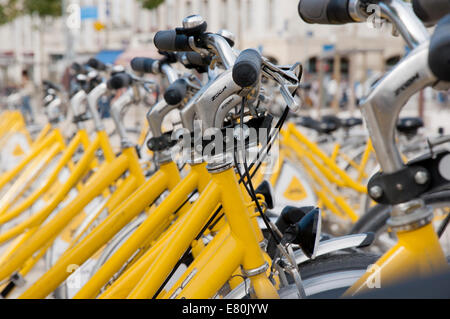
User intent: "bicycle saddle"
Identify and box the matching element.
[396,117,424,135]
[297,116,340,135]
[340,117,363,129]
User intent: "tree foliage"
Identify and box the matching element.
[0,0,62,24]
[0,0,20,25]
[23,0,62,17]
[138,0,165,10]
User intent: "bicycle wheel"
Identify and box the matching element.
[224,252,379,299]
[351,189,450,254]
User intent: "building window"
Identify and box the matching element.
[220,0,228,29]
[268,0,274,29]
[202,0,209,20]
[186,1,192,14]
[247,0,252,30]
[166,4,172,27]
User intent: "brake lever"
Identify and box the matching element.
[263,69,300,112]
[260,60,301,111]
[261,59,299,84]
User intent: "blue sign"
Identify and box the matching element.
[322,44,335,52]
[81,6,98,20]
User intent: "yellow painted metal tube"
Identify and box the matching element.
[357,140,373,183]
[74,163,200,299]
[344,223,448,297]
[19,174,142,299]
[283,132,358,221]
[0,129,63,190]
[213,167,278,299]
[0,131,87,222]
[163,227,242,299]
[19,155,165,298]
[287,124,366,193]
[99,228,175,299]
[126,181,221,299]
[0,135,104,245]
[0,228,38,265]
[31,123,52,146]
[0,153,129,282]
[0,144,60,215]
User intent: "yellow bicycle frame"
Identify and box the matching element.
[73,162,211,299]
[0,128,91,222]
[345,221,448,296]
[93,163,278,299]
[0,130,146,283]
[19,159,181,298]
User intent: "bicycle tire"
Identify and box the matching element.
[281,252,380,298]
[224,252,379,299]
[350,189,450,254]
[351,189,450,234]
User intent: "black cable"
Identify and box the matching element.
[152,248,193,299]
[152,201,223,298]
[152,99,291,296]
[239,97,281,245]
[249,106,289,180]
[438,211,450,237]
[237,105,289,184]
[195,205,223,241]
[173,190,198,215]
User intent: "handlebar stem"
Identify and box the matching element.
[87,82,107,131]
[359,42,435,173]
[161,64,179,84]
[379,0,429,48]
[204,34,237,70]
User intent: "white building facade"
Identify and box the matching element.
[0,0,406,85]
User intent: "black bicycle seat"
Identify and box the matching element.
[396,117,424,135]
[319,115,341,134]
[297,116,340,135]
[341,117,363,129]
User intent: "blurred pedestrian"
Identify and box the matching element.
[20,70,34,124]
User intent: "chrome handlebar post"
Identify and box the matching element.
[378,0,429,48]
[360,42,435,173]
[86,82,108,131]
[110,86,145,149]
[160,64,180,84]
[69,90,87,130]
[203,33,237,70]
[193,70,241,133]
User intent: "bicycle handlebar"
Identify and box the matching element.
[177,52,211,68]
[163,79,188,105]
[107,73,133,90]
[297,0,355,24]
[154,30,192,52]
[87,58,107,71]
[428,14,450,82]
[130,57,159,74]
[232,49,262,88]
[412,0,450,25]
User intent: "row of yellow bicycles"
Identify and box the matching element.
[0,0,449,299]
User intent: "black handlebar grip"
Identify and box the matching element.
[297,0,354,24]
[163,79,188,105]
[154,30,192,52]
[232,49,262,88]
[130,57,158,74]
[184,52,210,67]
[428,14,450,82]
[107,73,133,90]
[413,0,450,25]
[87,58,107,71]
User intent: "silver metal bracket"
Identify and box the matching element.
[241,262,269,277]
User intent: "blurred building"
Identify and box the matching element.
[0,0,407,86]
